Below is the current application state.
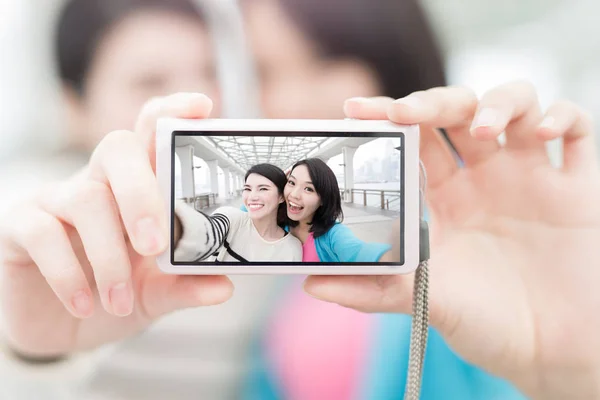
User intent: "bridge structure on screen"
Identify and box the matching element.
[175,135,401,213]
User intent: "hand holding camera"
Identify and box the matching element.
[305,82,600,399]
[0,93,233,359]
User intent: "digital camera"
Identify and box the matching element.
[155,118,420,275]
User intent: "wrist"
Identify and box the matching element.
[514,367,600,400]
[0,321,71,363]
[6,344,67,364]
[0,333,68,365]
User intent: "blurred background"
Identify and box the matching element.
[1,0,598,163]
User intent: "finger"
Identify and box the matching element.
[303,275,413,314]
[418,127,461,189]
[343,96,394,120]
[344,94,459,183]
[536,101,597,174]
[11,207,94,319]
[88,130,167,257]
[393,87,501,167]
[140,274,234,319]
[385,86,498,187]
[387,89,462,188]
[134,93,213,170]
[471,81,545,154]
[344,91,463,186]
[60,181,134,317]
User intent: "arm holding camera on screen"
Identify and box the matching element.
[172,201,241,262]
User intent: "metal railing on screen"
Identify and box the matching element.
[339,189,401,211]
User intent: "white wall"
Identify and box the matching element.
[0,0,68,161]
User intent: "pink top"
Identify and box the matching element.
[267,281,372,400]
[264,233,371,400]
[302,232,320,262]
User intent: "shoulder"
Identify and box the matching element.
[283,232,303,259]
[321,222,351,241]
[285,232,303,247]
[314,223,354,256]
[212,207,251,232]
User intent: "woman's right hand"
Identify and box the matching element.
[0,93,233,359]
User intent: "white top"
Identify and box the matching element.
[174,202,302,263]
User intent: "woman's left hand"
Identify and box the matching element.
[303,82,600,399]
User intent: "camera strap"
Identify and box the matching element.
[403,161,431,400]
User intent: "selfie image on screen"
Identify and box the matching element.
[171,132,403,266]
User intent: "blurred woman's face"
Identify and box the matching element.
[67,0,381,151]
[244,0,382,119]
[66,10,219,151]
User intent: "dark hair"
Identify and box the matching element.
[276,0,446,98]
[55,0,204,94]
[276,0,459,156]
[244,163,292,229]
[288,158,343,238]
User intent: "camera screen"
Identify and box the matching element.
[171,131,404,266]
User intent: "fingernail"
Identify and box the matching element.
[539,116,555,129]
[471,108,497,129]
[302,280,326,300]
[135,217,165,254]
[109,282,133,317]
[71,290,92,317]
[392,96,423,110]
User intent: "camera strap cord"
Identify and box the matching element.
[403,161,431,400]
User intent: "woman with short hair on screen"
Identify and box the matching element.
[174,163,302,263]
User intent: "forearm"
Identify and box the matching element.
[173,201,230,261]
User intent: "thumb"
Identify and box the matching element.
[140,273,233,319]
[303,274,414,314]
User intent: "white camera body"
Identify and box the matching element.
[155,118,420,275]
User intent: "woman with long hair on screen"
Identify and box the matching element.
[174,163,301,262]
